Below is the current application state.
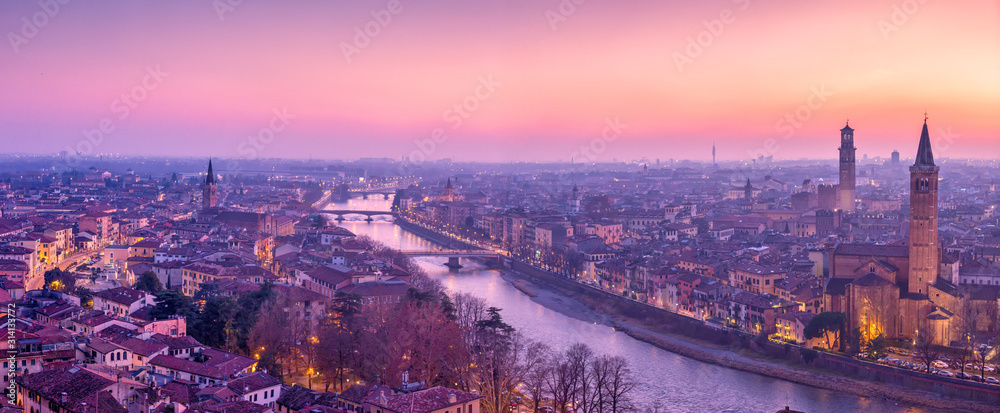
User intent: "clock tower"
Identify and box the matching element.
[838,122,857,212]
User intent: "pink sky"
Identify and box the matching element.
[1,0,998,163]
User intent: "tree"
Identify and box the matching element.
[316,312,360,392]
[913,327,940,372]
[862,334,889,360]
[472,308,547,413]
[134,271,162,293]
[546,353,576,413]
[73,287,93,309]
[644,400,665,413]
[973,342,991,380]
[602,356,637,413]
[453,292,487,346]
[803,312,846,351]
[522,345,552,413]
[567,343,595,413]
[43,269,76,292]
[192,296,239,348]
[386,301,468,388]
[953,339,973,376]
[691,218,710,235]
[248,296,296,379]
[150,289,193,320]
[332,291,362,319]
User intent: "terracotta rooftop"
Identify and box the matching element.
[226,371,281,394]
[368,386,483,413]
[20,366,127,413]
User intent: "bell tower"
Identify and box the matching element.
[838,121,856,212]
[908,115,939,295]
[203,158,218,209]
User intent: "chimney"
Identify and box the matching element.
[449,394,457,404]
[61,392,67,403]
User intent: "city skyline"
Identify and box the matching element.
[2,0,998,162]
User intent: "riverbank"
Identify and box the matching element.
[394,218,481,250]
[501,269,999,413]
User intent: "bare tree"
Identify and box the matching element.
[602,356,637,413]
[644,400,665,413]
[546,354,576,413]
[589,355,611,413]
[972,338,992,380]
[473,309,548,413]
[522,345,553,413]
[912,327,939,372]
[954,338,973,376]
[453,292,488,346]
[248,296,296,379]
[566,343,596,413]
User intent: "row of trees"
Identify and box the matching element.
[135,236,640,412]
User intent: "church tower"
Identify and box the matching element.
[203,158,218,209]
[744,178,753,200]
[838,122,857,212]
[908,116,939,295]
[443,178,454,202]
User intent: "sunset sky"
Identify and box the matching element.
[2,0,998,163]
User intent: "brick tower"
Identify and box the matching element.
[838,122,856,212]
[203,158,218,209]
[907,116,939,295]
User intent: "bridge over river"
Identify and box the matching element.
[323,210,398,222]
[399,249,504,268]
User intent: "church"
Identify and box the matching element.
[825,117,958,346]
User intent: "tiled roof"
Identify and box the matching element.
[93,286,149,306]
[20,366,127,413]
[834,243,909,258]
[227,371,281,394]
[149,349,254,380]
[368,386,483,413]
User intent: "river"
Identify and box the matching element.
[328,198,927,413]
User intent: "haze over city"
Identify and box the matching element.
[2,0,999,162]
[6,2,1000,413]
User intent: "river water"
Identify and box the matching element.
[330,198,927,413]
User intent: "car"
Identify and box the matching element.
[939,370,954,377]
[985,366,996,373]
[986,377,1000,384]
[932,360,948,369]
[957,372,972,380]
[966,363,975,370]
[972,375,984,382]
[940,355,949,361]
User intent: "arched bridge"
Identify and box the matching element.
[323,210,398,222]
[399,249,506,268]
[399,249,503,257]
